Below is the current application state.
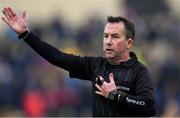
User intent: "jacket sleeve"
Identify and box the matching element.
[113,66,156,116]
[23,32,96,81]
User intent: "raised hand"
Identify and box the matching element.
[2,7,27,34]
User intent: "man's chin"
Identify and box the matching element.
[105,54,114,60]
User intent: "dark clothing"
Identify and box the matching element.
[22,32,156,117]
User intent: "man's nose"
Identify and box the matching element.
[105,36,112,45]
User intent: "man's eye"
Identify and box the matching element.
[104,35,108,38]
[112,35,119,38]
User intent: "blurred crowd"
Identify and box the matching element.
[0,0,180,117]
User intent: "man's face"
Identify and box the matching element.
[103,22,132,61]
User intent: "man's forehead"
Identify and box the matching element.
[104,22,125,33]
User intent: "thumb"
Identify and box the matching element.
[22,10,26,18]
[109,73,114,83]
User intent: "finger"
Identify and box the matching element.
[95,84,102,92]
[6,7,14,19]
[95,91,103,96]
[109,73,115,83]
[1,16,11,26]
[22,10,26,18]
[99,76,104,80]
[8,7,17,17]
[4,7,14,21]
[2,9,11,21]
[99,76,107,84]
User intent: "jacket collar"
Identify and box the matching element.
[105,52,138,68]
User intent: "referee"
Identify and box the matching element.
[2,7,156,117]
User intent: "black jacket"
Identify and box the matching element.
[22,32,156,117]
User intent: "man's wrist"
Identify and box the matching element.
[108,89,126,102]
[108,89,118,101]
[18,28,30,39]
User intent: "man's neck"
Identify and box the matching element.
[108,52,131,65]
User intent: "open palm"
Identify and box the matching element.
[2,7,27,34]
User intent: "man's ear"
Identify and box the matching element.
[127,38,133,49]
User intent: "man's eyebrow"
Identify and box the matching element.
[103,33,119,35]
[111,33,119,36]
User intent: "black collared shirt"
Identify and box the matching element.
[23,32,156,117]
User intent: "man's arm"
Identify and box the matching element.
[23,31,96,80]
[1,6,97,81]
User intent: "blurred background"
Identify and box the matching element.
[0,0,180,117]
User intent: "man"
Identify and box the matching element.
[2,7,156,116]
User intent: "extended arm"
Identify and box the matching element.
[1,6,96,81]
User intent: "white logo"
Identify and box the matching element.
[117,86,130,91]
[126,97,145,106]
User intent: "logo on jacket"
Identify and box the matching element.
[117,85,130,91]
[126,97,145,106]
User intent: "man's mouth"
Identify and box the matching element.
[106,49,114,52]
